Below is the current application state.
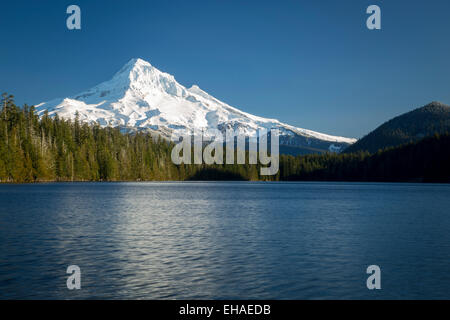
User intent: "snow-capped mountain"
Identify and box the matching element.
[36,58,356,153]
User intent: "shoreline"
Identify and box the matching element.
[1,179,449,184]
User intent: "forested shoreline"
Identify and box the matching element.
[0,93,265,182]
[1,93,449,183]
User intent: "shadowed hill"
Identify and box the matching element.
[344,102,450,154]
[283,133,450,183]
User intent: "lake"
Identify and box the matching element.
[0,182,449,299]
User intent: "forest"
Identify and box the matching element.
[1,93,449,183]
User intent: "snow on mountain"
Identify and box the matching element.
[35,58,356,153]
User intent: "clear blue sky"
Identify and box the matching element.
[1,0,450,138]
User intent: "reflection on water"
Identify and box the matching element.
[0,182,449,299]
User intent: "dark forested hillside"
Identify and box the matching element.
[344,101,450,154]
[0,93,184,182]
[0,93,264,182]
[1,93,449,183]
[281,134,450,182]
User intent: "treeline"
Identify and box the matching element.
[279,134,450,182]
[1,93,449,183]
[0,94,263,182]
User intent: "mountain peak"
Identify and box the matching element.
[128,57,152,67]
[423,101,449,109]
[108,58,183,97]
[113,58,153,78]
[35,58,357,152]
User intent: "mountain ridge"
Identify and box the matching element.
[344,101,450,153]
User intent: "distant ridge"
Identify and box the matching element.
[344,101,450,153]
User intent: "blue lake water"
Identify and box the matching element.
[0,182,449,299]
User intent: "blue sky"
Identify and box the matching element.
[1,0,450,138]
